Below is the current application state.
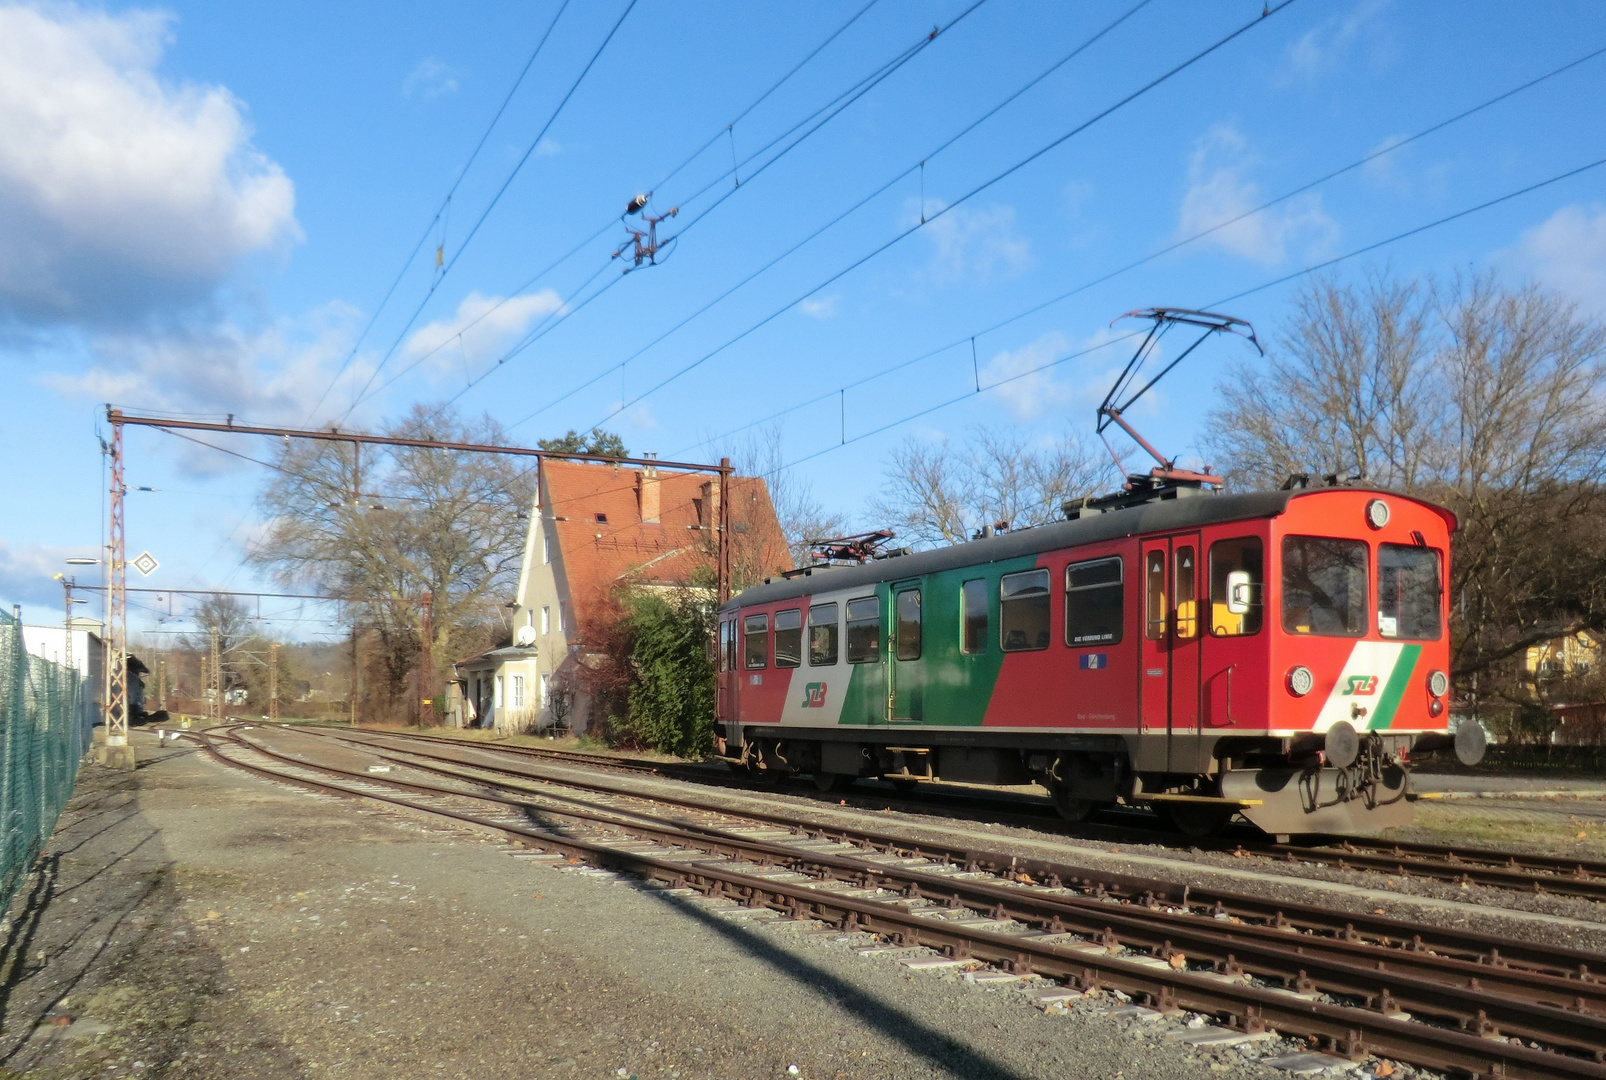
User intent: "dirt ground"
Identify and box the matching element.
[0,732,1294,1080]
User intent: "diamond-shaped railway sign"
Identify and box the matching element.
[131,551,159,577]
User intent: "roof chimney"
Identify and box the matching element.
[637,454,660,523]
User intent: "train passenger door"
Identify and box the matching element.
[716,617,741,746]
[1138,535,1203,772]
[887,581,924,723]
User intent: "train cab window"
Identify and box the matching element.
[961,579,989,654]
[1378,544,1443,640]
[895,589,922,660]
[774,608,803,668]
[1209,537,1264,637]
[718,619,733,671]
[1065,557,1122,645]
[1144,551,1167,640]
[1000,569,1050,651]
[846,597,881,663]
[743,614,769,668]
[808,603,839,665]
[1282,536,1368,637]
[1175,546,1198,640]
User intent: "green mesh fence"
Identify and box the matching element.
[0,607,88,915]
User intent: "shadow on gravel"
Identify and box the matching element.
[643,887,1038,1080]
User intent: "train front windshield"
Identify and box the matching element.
[1279,535,1443,641]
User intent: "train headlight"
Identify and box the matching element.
[1287,665,1315,697]
[1427,669,1449,698]
[1365,499,1390,529]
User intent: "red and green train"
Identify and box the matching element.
[714,482,1483,836]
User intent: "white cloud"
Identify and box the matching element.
[798,295,838,319]
[535,137,562,158]
[45,303,373,441]
[914,199,1031,284]
[1177,126,1337,266]
[0,539,99,609]
[403,57,458,99]
[401,290,564,375]
[1279,0,1391,84]
[0,3,298,327]
[979,333,1073,421]
[1513,204,1606,314]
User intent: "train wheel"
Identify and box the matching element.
[1049,781,1093,822]
[1158,803,1234,839]
[813,771,854,793]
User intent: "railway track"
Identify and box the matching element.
[198,723,1606,1080]
[299,725,1606,903]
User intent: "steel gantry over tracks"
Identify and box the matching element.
[100,407,739,763]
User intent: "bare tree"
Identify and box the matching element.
[721,421,849,565]
[870,427,1108,549]
[1203,270,1606,685]
[249,404,537,720]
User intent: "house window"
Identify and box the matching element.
[542,531,552,564]
[744,614,769,669]
[494,676,504,708]
[541,606,551,635]
[559,603,569,632]
[774,608,802,668]
[540,672,551,707]
[512,675,525,708]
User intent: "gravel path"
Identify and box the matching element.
[0,733,1335,1080]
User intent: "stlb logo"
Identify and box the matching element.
[800,682,828,708]
[1343,675,1379,696]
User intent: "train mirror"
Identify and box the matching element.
[1226,570,1252,614]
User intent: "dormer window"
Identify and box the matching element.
[595,512,608,524]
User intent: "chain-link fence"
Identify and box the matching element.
[0,607,89,915]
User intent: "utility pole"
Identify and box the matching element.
[100,421,134,768]
[269,641,279,722]
[350,623,359,727]
[209,625,221,724]
[419,593,434,727]
[157,657,167,711]
[717,457,733,604]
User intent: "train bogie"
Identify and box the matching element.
[715,484,1467,836]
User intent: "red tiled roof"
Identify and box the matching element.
[542,460,792,643]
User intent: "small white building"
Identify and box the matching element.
[21,617,105,729]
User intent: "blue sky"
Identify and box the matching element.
[3,0,1604,640]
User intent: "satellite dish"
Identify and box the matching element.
[514,625,537,647]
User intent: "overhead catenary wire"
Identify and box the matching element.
[508,0,1154,433]
[776,150,1606,474]
[304,0,575,423]
[682,40,1606,454]
[341,0,640,423]
[354,0,992,422]
[586,1,1299,431]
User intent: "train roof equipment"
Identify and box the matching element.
[1089,307,1262,513]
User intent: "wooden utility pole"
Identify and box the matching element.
[268,641,279,722]
[209,626,221,724]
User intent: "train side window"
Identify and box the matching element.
[808,602,840,665]
[961,579,989,654]
[1065,557,1122,645]
[895,589,922,660]
[1209,537,1264,637]
[1174,546,1198,640]
[845,597,881,664]
[1000,569,1050,651]
[718,620,731,671]
[743,614,769,668]
[774,608,803,668]
[1378,544,1442,640]
[1144,550,1167,640]
[1282,536,1368,637]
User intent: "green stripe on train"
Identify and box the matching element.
[1368,643,1422,729]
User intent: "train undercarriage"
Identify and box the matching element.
[715,722,1487,837]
